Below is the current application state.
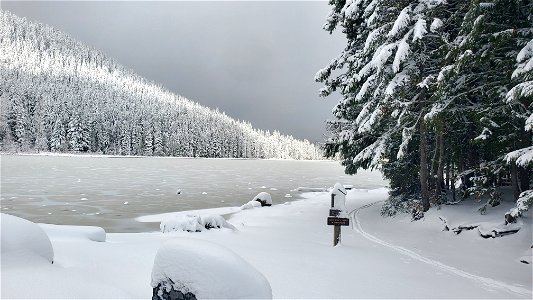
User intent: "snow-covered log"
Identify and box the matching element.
[439,216,522,239]
[505,190,533,224]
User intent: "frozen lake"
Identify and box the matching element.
[1,155,387,232]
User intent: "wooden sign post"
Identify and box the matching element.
[328,187,349,246]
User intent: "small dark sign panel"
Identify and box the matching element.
[329,209,341,217]
[327,217,350,226]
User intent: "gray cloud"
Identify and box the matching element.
[1,1,345,142]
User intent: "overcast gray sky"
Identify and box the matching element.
[2,1,344,142]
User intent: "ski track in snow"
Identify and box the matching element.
[349,202,532,298]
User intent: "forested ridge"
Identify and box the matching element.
[317,0,532,219]
[0,10,322,160]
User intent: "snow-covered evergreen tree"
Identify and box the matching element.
[318,0,532,218]
[433,0,532,202]
[317,0,449,212]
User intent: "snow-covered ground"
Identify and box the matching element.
[2,188,532,299]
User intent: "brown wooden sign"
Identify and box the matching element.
[327,217,350,226]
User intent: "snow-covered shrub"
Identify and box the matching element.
[1,213,54,263]
[381,195,409,216]
[151,238,272,299]
[160,215,235,233]
[505,190,533,224]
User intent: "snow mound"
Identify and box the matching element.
[518,248,532,264]
[151,238,272,299]
[252,192,272,206]
[39,223,106,242]
[241,192,273,210]
[160,214,235,233]
[1,213,54,263]
[241,200,262,210]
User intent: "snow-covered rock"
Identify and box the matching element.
[1,213,54,263]
[39,223,106,242]
[241,192,273,210]
[252,192,272,206]
[151,238,272,299]
[160,214,235,233]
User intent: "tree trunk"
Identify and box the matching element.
[510,161,520,200]
[420,116,430,212]
[518,166,529,193]
[431,130,439,187]
[518,131,531,193]
[451,163,456,203]
[435,130,445,201]
[445,157,450,189]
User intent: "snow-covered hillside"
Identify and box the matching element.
[0,10,321,159]
[2,188,531,298]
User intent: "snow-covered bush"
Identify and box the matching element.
[151,238,272,299]
[160,215,235,233]
[1,213,54,263]
[381,196,423,221]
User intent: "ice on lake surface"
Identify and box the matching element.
[1,155,387,232]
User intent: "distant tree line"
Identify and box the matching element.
[0,10,322,160]
[317,0,532,218]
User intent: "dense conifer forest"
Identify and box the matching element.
[317,0,532,218]
[0,11,322,160]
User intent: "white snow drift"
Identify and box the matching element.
[151,238,272,299]
[1,213,54,263]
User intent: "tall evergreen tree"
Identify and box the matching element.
[317,0,450,213]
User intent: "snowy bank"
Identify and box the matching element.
[1,213,54,263]
[39,223,106,242]
[136,207,241,223]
